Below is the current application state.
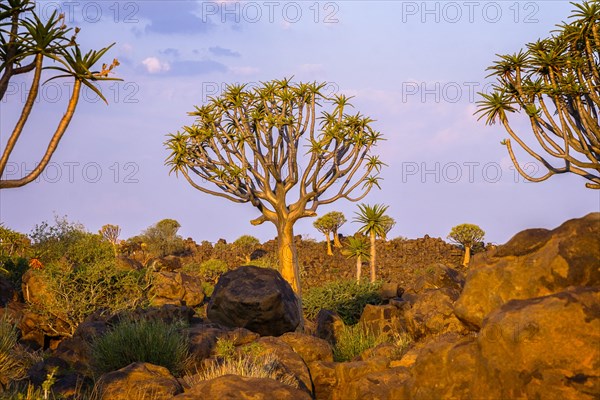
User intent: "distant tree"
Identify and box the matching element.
[165,78,384,294]
[342,236,370,282]
[0,0,120,189]
[233,235,261,264]
[353,204,391,282]
[142,219,185,258]
[447,224,485,266]
[381,215,396,240]
[329,212,347,248]
[476,1,600,189]
[99,224,121,255]
[313,215,334,256]
[314,211,347,255]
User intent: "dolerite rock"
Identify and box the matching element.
[96,362,182,400]
[454,213,600,328]
[207,265,300,336]
[174,375,311,400]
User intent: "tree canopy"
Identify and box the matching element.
[165,78,384,293]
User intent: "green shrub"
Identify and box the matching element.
[0,256,28,288]
[332,326,413,362]
[0,316,38,388]
[198,259,228,282]
[332,324,385,362]
[91,318,190,376]
[28,260,149,337]
[302,280,383,325]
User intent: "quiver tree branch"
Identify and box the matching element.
[476,1,600,189]
[0,0,121,189]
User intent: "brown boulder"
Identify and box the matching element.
[207,266,300,336]
[315,309,345,344]
[279,332,334,363]
[403,287,467,339]
[174,375,311,399]
[256,336,313,395]
[335,366,412,400]
[96,362,182,400]
[150,271,204,308]
[408,263,465,295]
[455,213,600,328]
[408,333,487,400]
[477,286,600,399]
[359,304,405,336]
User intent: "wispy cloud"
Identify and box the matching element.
[209,46,240,57]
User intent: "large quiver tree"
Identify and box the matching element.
[165,78,384,294]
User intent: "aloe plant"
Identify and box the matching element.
[0,0,120,189]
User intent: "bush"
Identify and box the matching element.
[28,260,149,337]
[332,324,385,362]
[303,280,383,325]
[332,325,413,362]
[91,318,190,376]
[0,316,37,388]
[198,259,228,282]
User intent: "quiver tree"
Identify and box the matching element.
[342,235,370,282]
[233,234,261,263]
[313,215,335,256]
[99,224,121,255]
[0,0,120,189]
[353,203,391,282]
[329,211,346,248]
[313,211,346,255]
[476,1,600,189]
[447,223,485,266]
[165,78,384,294]
[142,219,185,258]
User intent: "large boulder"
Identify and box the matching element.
[174,375,311,399]
[477,286,600,399]
[404,287,600,400]
[402,287,467,339]
[207,266,300,336]
[96,362,183,400]
[455,213,600,328]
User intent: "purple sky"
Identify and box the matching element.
[1,1,598,245]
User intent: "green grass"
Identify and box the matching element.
[332,325,413,362]
[303,279,383,325]
[90,318,190,376]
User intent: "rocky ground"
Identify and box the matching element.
[0,213,598,399]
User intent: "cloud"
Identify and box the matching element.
[142,57,171,73]
[209,46,240,57]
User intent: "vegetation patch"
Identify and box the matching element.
[91,318,190,376]
[303,279,383,325]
